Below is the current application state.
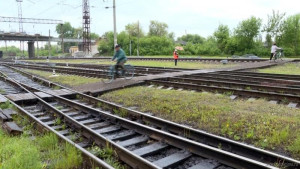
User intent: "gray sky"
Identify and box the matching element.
[0,0,299,47]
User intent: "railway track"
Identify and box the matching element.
[0,72,115,169]
[4,62,184,79]
[3,65,300,168]
[23,57,268,62]
[0,66,275,169]
[140,71,300,107]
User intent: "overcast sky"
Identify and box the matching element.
[0,0,299,47]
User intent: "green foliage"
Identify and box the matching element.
[55,22,99,53]
[197,36,221,56]
[0,135,43,169]
[234,16,262,51]
[214,24,230,53]
[125,21,144,37]
[263,10,286,40]
[177,34,205,44]
[101,86,300,159]
[278,14,300,55]
[139,36,174,55]
[0,129,82,169]
[0,46,25,57]
[23,69,101,87]
[0,101,14,110]
[258,63,300,75]
[89,145,125,169]
[148,20,169,37]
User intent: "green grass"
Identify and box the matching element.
[88,145,125,169]
[0,106,83,169]
[0,89,5,94]
[0,129,82,169]
[100,86,300,159]
[258,63,300,75]
[0,101,15,110]
[25,59,238,69]
[22,69,101,87]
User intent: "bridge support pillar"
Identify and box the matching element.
[27,41,35,58]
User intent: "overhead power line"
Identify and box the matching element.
[0,16,63,24]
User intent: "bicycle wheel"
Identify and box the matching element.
[280,52,284,61]
[102,66,115,83]
[124,64,135,80]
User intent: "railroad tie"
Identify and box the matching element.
[153,151,192,168]
[132,142,169,157]
[105,130,136,141]
[187,160,219,169]
[117,135,149,147]
[230,95,238,100]
[2,122,23,135]
[269,100,278,104]
[287,102,298,108]
[157,86,164,89]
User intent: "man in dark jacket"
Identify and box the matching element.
[112,44,127,75]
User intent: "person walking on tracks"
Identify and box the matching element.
[173,49,179,66]
[270,43,280,61]
[112,44,127,75]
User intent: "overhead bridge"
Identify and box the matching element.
[0,33,96,43]
[0,32,96,58]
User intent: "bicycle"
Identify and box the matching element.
[102,64,135,83]
[273,48,284,62]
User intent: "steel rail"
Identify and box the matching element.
[214,71,300,81]
[186,73,300,87]
[163,77,300,95]
[23,57,268,62]
[146,80,300,102]
[2,68,278,169]
[0,74,114,169]
[7,65,300,168]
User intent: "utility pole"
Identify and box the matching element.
[82,0,91,55]
[60,24,64,54]
[16,0,24,56]
[137,20,140,57]
[36,34,39,57]
[48,29,51,57]
[129,40,132,56]
[113,0,117,47]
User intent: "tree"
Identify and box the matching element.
[125,22,144,37]
[56,22,75,38]
[90,33,100,40]
[98,32,114,55]
[148,20,169,37]
[139,36,173,55]
[56,22,100,53]
[177,34,205,44]
[213,24,230,53]
[168,32,175,41]
[234,16,262,51]
[279,14,300,55]
[197,36,221,56]
[73,27,83,39]
[263,10,286,44]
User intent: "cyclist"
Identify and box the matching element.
[112,44,127,75]
[270,43,281,62]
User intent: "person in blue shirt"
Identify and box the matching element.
[112,44,127,75]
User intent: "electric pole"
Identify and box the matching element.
[113,0,117,47]
[82,0,91,55]
[16,0,24,56]
[137,20,140,56]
